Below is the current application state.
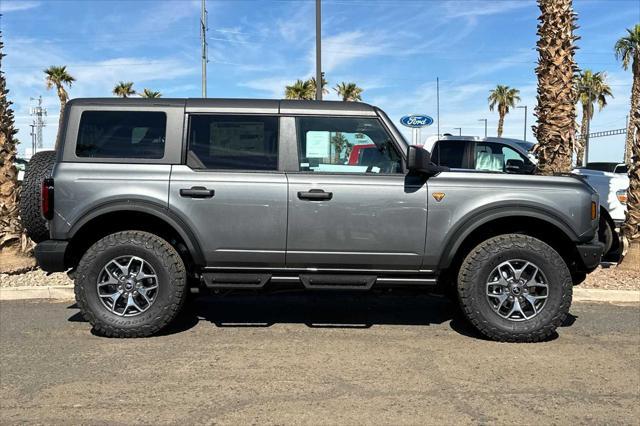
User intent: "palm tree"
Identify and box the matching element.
[44,65,75,148]
[308,72,329,99]
[285,79,314,100]
[532,0,578,176]
[488,85,520,137]
[335,82,363,102]
[615,24,640,165]
[0,32,27,253]
[574,70,613,166]
[113,81,136,98]
[140,88,162,98]
[615,24,640,265]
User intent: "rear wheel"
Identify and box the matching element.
[457,234,572,342]
[19,150,56,242]
[74,231,187,337]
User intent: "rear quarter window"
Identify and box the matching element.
[76,111,167,159]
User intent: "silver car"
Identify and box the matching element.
[30,98,603,342]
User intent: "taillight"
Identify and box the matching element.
[41,178,54,220]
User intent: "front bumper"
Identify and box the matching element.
[34,240,69,273]
[575,239,605,271]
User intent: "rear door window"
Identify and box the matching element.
[187,115,278,171]
[76,111,166,159]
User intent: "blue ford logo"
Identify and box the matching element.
[400,115,434,128]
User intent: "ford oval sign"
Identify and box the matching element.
[400,115,434,128]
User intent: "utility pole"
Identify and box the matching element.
[29,96,47,151]
[453,127,462,136]
[315,0,322,101]
[478,118,487,138]
[436,77,440,137]
[200,0,208,98]
[516,105,527,142]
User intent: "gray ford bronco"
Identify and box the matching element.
[28,98,603,342]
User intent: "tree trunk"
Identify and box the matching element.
[619,100,640,269]
[54,86,68,151]
[624,57,640,164]
[576,106,589,167]
[497,113,504,138]
[532,0,578,176]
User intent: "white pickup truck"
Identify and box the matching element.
[423,136,629,261]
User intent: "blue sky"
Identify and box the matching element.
[2,0,638,162]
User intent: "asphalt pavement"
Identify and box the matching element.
[1,292,639,425]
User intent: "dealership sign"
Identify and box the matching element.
[400,115,434,128]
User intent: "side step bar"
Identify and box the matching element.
[200,272,437,290]
[299,274,376,291]
[202,273,271,289]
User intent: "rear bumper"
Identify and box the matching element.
[575,239,604,271]
[34,240,69,273]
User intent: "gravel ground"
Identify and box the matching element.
[0,269,71,288]
[1,265,638,290]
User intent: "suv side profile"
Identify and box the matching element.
[32,98,603,342]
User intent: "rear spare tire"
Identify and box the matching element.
[457,234,572,343]
[19,150,56,242]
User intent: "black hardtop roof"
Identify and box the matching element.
[67,98,378,115]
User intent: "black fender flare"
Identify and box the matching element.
[68,200,206,266]
[437,204,580,269]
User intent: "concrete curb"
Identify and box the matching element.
[572,288,640,304]
[0,286,75,301]
[0,286,638,304]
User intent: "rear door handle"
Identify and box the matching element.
[180,186,215,198]
[297,189,333,201]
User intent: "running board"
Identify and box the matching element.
[200,272,437,290]
[299,274,376,291]
[202,273,271,289]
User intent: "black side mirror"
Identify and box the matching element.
[407,146,448,175]
[505,159,524,173]
[506,159,535,174]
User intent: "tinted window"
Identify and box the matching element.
[76,111,166,159]
[431,140,469,168]
[297,117,402,174]
[188,115,278,170]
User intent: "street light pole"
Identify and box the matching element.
[454,127,462,136]
[517,105,527,142]
[478,118,487,138]
[315,0,322,101]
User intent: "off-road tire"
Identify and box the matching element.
[19,150,56,243]
[75,231,187,337]
[457,234,572,343]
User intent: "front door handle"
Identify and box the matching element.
[297,189,333,201]
[180,186,215,198]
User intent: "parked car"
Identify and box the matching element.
[423,135,628,261]
[25,98,602,342]
[14,157,28,181]
[581,162,628,174]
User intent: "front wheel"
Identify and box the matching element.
[457,234,572,342]
[74,231,187,337]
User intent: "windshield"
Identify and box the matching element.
[516,141,535,152]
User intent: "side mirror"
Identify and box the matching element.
[505,159,524,173]
[407,146,448,175]
[506,159,535,174]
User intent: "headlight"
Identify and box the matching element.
[616,189,628,205]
